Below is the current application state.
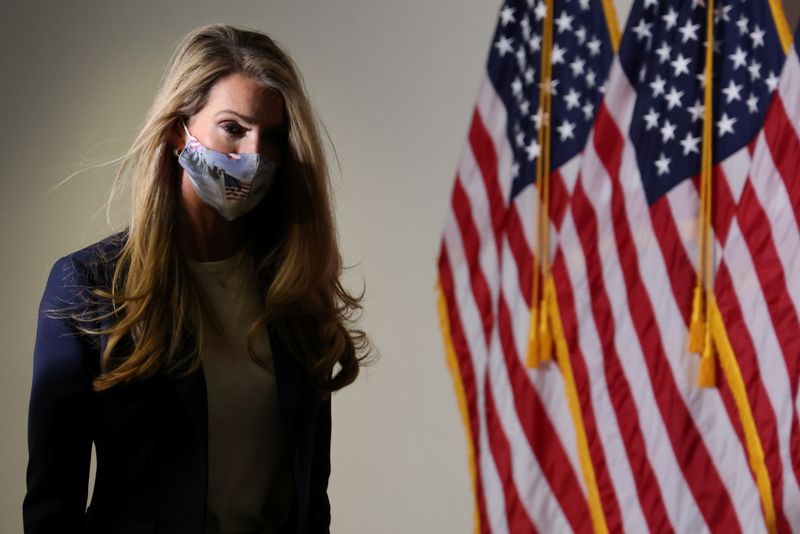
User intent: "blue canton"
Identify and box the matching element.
[619,0,787,205]
[486,0,615,201]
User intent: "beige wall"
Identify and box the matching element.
[2,1,796,532]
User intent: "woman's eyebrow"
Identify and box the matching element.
[215,109,286,129]
[215,109,259,124]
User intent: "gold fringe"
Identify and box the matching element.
[708,297,777,533]
[436,282,481,534]
[546,276,609,534]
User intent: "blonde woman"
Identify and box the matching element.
[23,24,370,534]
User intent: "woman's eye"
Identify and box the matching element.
[221,122,245,136]
[263,131,288,145]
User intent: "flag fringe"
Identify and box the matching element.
[436,281,481,534]
[545,275,609,534]
[708,296,777,534]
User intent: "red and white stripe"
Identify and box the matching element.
[438,46,800,534]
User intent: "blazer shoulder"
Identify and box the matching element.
[54,229,129,286]
[62,228,128,269]
[41,229,129,313]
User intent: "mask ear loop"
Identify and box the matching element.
[173,121,191,157]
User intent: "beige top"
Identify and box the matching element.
[187,247,293,534]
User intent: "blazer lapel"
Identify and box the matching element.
[165,322,301,456]
[168,358,209,453]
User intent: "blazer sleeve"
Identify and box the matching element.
[305,395,332,533]
[23,256,95,534]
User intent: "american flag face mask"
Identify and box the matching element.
[176,121,279,221]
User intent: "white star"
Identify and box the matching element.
[495,36,514,57]
[521,17,531,40]
[655,152,672,175]
[515,130,525,147]
[511,162,520,178]
[665,86,685,109]
[729,46,747,70]
[746,93,759,114]
[575,26,587,45]
[557,119,576,140]
[570,57,586,77]
[579,0,590,10]
[696,70,707,89]
[582,101,594,120]
[660,119,677,142]
[644,108,660,130]
[671,53,692,76]
[722,80,742,103]
[587,37,601,56]
[520,100,530,115]
[650,74,666,97]
[656,42,672,64]
[662,8,679,30]
[525,138,541,161]
[679,20,700,43]
[691,0,705,8]
[765,71,780,92]
[532,108,544,130]
[499,6,516,26]
[530,34,542,52]
[750,24,765,48]
[564,88,582,109]
[555,12,574,33]
[534,2,547,21]
[524,67,535,84]
[585,69,596,88]
[515,46,527,68]
[736,14,749,35]
[644,0,658,8]
[717,113,737,136]
[540,78,559,95]
[633,19,653,42]
[511,77,523,97]
[687,99,705,122]
[551,43,566,64]
[680,131,701,155]
[743,59,761,84]
[714,3,731,23]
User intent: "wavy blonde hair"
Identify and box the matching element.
[68,23,371,398]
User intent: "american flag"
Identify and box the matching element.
[436,0,800,531]
[224,173,252,201]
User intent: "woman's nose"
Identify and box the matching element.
[240,133,261,154]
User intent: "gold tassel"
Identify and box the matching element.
[697,326,716,387]
[538,302,553,364]
[688,286,705,353]
[526,308,541,368]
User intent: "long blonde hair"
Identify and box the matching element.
[69,24,371,398]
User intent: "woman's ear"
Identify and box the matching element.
[166,120,186,154]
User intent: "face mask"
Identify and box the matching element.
[176,122,279,221]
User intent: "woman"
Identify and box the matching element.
[23,24,370,534]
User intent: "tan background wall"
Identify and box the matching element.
[2,1,797,532]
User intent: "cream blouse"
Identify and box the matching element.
[187,247,293,534]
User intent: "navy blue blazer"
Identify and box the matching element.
[23,231,332,534]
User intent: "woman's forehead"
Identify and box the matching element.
[205,73,285,124]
